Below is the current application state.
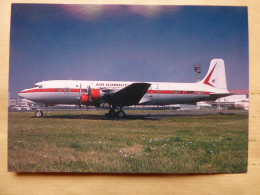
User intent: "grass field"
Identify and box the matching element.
[8,110,248,173]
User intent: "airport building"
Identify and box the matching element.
[8,98,17,107]
[196,89,249,110]
[212,89,249,110]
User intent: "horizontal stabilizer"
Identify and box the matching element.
[209,93,232,100]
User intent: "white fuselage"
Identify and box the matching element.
[18,80,229,106]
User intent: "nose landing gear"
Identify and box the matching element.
[35,110,43,117]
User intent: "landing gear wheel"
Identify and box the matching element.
[107,109,117,117]
[35,110,43,118]
[117,110,125,118]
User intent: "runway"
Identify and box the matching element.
[9,108,248,120]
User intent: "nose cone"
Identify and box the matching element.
[18,92,24,98]
[18,88,38,102]
[18,90,27,99]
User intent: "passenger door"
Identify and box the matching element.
[149,84,159,104]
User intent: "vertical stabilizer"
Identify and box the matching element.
[200,59,227,89]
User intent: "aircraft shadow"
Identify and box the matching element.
[37,114,160,120]
[31,110,246,120]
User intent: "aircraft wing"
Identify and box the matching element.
[103,83,151,107]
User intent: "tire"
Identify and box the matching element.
[108,109,117,117]
[117,110,125,118]
[35,110,43,118]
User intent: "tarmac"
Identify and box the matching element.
[32,109,248,120]
[9,107,248,120]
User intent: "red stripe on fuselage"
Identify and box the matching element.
[20,88,86,93]
[20,88,59,93]
[147,90,174,94]
[20,88,211,95]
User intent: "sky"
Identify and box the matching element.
[9,4,248,98]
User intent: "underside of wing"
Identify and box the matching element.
[103,83,151,107]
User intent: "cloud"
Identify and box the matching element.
[129,5,179,18]
[62,5,104,21]
[62,4,182,21]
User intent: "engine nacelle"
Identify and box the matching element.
[81,89,100,104]
[90,89,100,100]
[81,94,92,104]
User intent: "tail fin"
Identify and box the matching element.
[200,59,227,89]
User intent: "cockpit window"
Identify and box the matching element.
[34,84,43,88]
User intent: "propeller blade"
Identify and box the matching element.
[79,83,82,110]
[88,85,91,95]
[87,85,91,111]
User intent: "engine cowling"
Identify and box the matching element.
[81,94,92,104]
[90,89,100,100]
[81,88,100,104]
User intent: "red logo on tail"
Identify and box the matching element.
[203,64,216,87]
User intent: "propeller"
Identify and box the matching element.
[87,85,92,110]
[79,83,82,110]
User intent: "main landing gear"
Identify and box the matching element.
[117,110,125,118]
[106,108,126,118]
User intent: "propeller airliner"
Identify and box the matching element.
[18,59,231,118]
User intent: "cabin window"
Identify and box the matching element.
[180,91,183,94]
[190,91,193,94]
[39,85,43,89]
[64,88,70,92]
[76,85,78,87]
[57,88,61,92]
[84,89,88,93]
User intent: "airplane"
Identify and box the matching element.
[18,59,231,118]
